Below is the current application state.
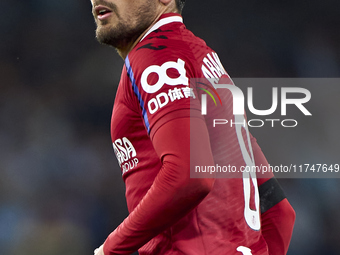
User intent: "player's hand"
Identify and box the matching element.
[94,244,105,255]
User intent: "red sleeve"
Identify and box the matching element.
[261,199,296,255]
[103,117,215,255]
[252,135,295,254]
[251,138,295,254]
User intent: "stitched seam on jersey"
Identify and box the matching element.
[141,16,183,41]
[125,56,151,133]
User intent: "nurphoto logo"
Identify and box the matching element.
[196,78,312,128]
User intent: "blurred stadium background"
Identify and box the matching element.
[1,1,340,254]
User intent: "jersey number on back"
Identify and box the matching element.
[234,115,261,231]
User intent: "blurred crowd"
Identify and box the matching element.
[1,1,340,254]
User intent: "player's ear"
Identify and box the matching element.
[159,0,172,6]
[159,0,177,12]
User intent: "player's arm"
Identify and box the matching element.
[259,178,295,255]
[253,141,296,255]
[102,116,215,255]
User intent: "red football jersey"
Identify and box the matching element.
[108,13,270,255]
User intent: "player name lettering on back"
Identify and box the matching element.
[113,137,139,174]
[201,52,227,79]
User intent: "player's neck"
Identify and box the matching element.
[117,9,178,59]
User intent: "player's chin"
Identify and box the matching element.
[96,32,110,46]
[96,25,110,40]
[95,28,119,48]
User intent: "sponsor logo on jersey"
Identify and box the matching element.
[147,86,195,114]
[141,58,189,93]
[112,137,139,174]
[137,43,167,51]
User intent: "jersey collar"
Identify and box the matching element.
[140,13,183,41]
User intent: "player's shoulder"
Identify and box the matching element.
[129,33,191,69]
[128,17,211,74]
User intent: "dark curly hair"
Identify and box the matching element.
[175,0,186,13]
